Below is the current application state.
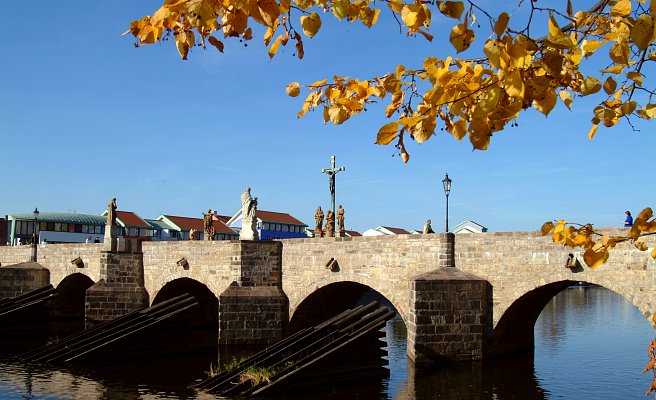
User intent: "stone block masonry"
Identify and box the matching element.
[218,241,289,345]
[85,240,149,326]
[0,262,50,299]
[407,268,492,364]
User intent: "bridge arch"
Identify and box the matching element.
[289,280,405,333]
[52,273,95,320]
[491,277,654,357]
[152,278,218,328]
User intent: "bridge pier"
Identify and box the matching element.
[218,241,289,345]
[0,262,50,299]
[407,268,492,365]
[85,239,149,327]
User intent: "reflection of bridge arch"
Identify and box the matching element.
[289,280,405,333]
[491,277,651,356]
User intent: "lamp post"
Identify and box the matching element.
[30,207,39,262]
[32,207,39,244]
[442,173,452,232]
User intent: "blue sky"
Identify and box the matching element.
[1,1,653,233]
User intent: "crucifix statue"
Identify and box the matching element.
[321,155,346,216]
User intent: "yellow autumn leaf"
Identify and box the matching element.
[581,39,604,57]
[449,23,475,53]
[581,76,601,96]
[448,119,467,141]
[286,82,300,97]
[583,247,609,269]
[300,12,322,38]
[627,72,644,86]
[328,105,349,124]
[540,221,555,236]
[603,76,617,95]
[631,14,654,51]
[600,65,624,74]
[207,36,224,53]
[376,121,399,144]
[635,241,649,251]
[438,1,464,20]
[588,124,599,140]
[547,14,575,49]
[268,34,282,59]
[652,248,656,260]
[502,69,524,98]
[331,0,350,20]
[401,4,426,29]
[610,42,630,65]
[258,0,280,27]
[534,88,557,116]
[611,0,632,17]
[494,12,509,37]
[559,90,573,110]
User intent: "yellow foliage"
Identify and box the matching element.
[286,82,301,97]
[300,12,322,38]
[130,0,656,161]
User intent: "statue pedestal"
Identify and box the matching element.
[314,228,323,238]
[240,218,259,240]
[104,225,119,251]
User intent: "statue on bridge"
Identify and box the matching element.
[240,187,259,240]
[314,206,324,237]
[203,209,216,241]
[336,204,345,237]
[106,198,117,227]
[325,210,335,238]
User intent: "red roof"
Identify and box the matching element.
[256,210,306,226]
[382,226,410,235]
[164,215,236,234]
[214,215,230,224]
[117,211,150,228]
[345,230,362,237]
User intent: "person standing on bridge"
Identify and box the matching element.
[624,211,633,227]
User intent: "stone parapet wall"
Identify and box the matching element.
[0,243,103,287]
[454,230,656,327]
[0,246,32,266]
[281,233,453,323]
[37,243,103,285]
[142,240,242,301]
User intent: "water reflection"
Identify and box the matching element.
[0,286,653,399]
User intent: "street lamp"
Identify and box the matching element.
[32,207,39,244]
[442,173,452,232]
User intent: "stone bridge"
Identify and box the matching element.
[0,230,654,365]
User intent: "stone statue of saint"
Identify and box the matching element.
[423,218,434,234]
[336,205,345,236]
[106,198,117,226]
[314,206,324,237]
[203,209,215,241]
[325,210,335,238]
[240,187,259,240]
[189,229,199,240]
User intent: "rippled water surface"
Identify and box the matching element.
[0,286,653,399]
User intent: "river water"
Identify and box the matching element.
[0,285,653,399]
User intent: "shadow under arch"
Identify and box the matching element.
[52,273,95,320]
[152,277,218,328]
[490,279,583,357]
[289,281,402,333]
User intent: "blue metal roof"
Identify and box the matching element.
[10,212,105,225]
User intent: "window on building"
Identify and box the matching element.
[282,225,289,232]
[74,224,83,233]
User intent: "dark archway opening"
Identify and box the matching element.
[52,273,95,320]
[288,283,405,397]
[106,278,220,360]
